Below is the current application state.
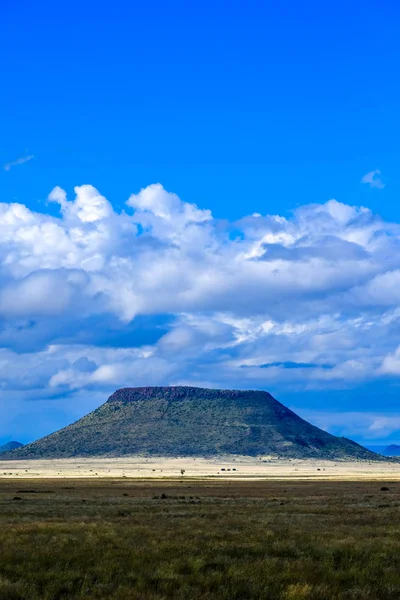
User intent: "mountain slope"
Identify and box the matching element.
[2,386,379,460]
[384,444,400,457]
[0,441,23,453]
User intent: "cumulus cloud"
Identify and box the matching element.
[361,169,385,189]
[0,269,90,318]
[3,155,34,171]
[379,346,400,375]
[2,182,400,441]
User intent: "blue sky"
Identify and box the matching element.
[1,0,400,447]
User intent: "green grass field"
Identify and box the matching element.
[0,478,399,599]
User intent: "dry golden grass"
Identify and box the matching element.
[1,455,399,480]
[0,479,399,599]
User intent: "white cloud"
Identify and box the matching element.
[379,346,400,375]
[361,169,385,189]
[3,155,34,172]
[50,184,113,223]
[127,183,211,224]
[0,269,90,317]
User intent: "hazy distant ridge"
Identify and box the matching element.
[0,441,23,453]
[384,445,400,457]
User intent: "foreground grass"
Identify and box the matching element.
[0,479,400,599]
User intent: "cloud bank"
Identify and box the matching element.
[1,183,400,441]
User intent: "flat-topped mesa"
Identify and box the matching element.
[1,386,381,460]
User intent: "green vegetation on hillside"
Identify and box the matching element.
[0,479,399,599]
[4,387,378,460]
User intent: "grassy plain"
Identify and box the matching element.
[0,478,400,599]
[1,455,400,479]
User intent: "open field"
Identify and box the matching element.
[0,455,400,480]
[1,478,400,599]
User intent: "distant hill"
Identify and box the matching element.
[1,386,381,460]
[384,444,400,457]
[365,445,387,455]
[0,441,23,453]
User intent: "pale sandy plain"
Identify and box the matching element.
[0,455,400,480]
